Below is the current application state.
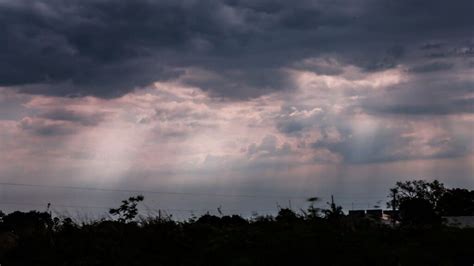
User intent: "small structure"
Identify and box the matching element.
[348,210,365,218]
[348,209,399,226]
[366,209,383,219]
[443,216,474,228]
[382,210,399,222]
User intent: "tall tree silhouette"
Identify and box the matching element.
[387,180,446,211]
[437,188,474,216]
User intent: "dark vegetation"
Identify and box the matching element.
[0,180,474,265]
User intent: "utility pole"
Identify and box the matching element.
[391,190,397,226]
[391,190,397,212]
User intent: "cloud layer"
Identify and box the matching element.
[1,64,472,180]
[0,0,473,214]
[1,0,473,99]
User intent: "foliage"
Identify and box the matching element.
[437,188,474,216]
[387,180,446,211]
[304,196,322,219]
[109,195,144,223]
[323,197,344,221]
[388,180,474,226]
[398,198,441,227]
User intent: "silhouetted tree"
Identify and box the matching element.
[398,198,441,226]
[387,180,446,211]
[437,188,474,216]
[276,208,298,223]
[304,197,322,219]
[220,215,247,225]
[196,214,221,225]
[1,211,53,237]
[109,195,144,223]
[323,196,343,221]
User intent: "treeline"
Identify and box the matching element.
[388,180,474,225]
[0,180,473,265]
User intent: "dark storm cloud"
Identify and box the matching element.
[180,68,294,98]
[0,0,473,98]
[420,42,444,50]
[291,57,344,76]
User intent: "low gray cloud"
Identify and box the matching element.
[362,79,474,116]
[247,135,291,159]
[311,126,410,164]
[409,61,454,73]
[367,99,474,116]
[39,109,107,126]
[17,108,108,136]
[18,117,76,136]
[271,73,474,164]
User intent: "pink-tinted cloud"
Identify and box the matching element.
[0,60,473,214]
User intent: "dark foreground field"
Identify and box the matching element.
[0,209,473,266]
[2,180,474,266]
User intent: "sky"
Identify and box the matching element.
[0,0,473,218]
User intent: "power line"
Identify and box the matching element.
[0,182,310,199]
[0,181,388,214]
[0,199,385,215]
[0,200,278,214]
[0,181,386,200]
[0,201,110,210]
